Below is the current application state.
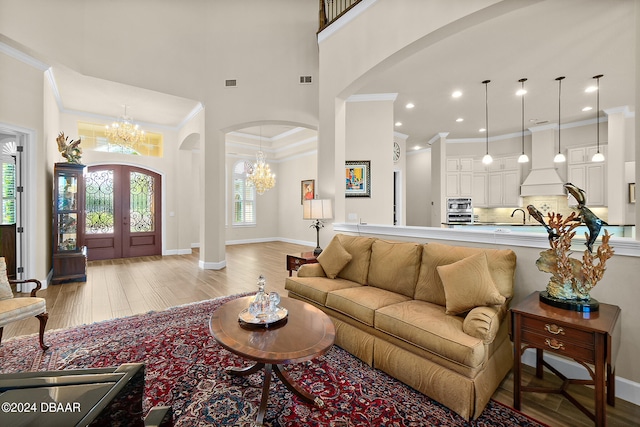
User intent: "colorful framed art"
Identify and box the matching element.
[345,161,370,197]
[301,179,315,204]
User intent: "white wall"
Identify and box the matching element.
[277,152,318,247]
[345,97,395,225]
[406,149,432,227]
[0,50,48,280]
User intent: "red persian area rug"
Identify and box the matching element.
[1,294,547,427]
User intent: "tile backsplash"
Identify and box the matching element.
[474,195,608,224]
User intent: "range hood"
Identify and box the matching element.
[520,124,565,197]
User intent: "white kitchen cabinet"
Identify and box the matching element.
[567,146,607,206]
[474,157,520,207]
[488,172,504,206]
[446,157,473,197]
[472,173,488,207]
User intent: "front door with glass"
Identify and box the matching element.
[84,165,161,260]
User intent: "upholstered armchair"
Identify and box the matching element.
[0,257,49,350]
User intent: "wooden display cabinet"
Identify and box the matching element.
[52,162,87,284]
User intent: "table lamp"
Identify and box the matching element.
[303,199,333,255]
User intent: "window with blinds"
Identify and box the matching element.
[232,160,256,226]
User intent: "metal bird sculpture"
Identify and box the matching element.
[526,205,558,242]
[56,132,82,164]
[564,182,608,253]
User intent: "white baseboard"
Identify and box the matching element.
[225,237,315,247]
[276,237,316,247]
[522,348,640,406]
[225,237,278,245]
[191,243,200,248]
[198,259,226,270]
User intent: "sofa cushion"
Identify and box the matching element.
[375,300,486,369]
[336,234,375,285]
[326,286,411,327]
[0,257,13,301]
[284,276,361,306]
[437,252,506,315]
[317,236,352,279]
[414,242,516,306]
[367,240,422,298]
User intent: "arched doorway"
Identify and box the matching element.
[84,165,162,260]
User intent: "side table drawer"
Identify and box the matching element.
[286,254,318,275]
[521,316,596,362]
[287,257,305,270]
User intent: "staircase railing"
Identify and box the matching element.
[319,0,362,32]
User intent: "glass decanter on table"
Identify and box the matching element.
[242,274,286,325]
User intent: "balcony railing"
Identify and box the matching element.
[319,0,362,32]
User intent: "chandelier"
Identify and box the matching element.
[247,150,276,195]
[105,105,145,149]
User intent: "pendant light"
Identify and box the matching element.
[517,78,529,163]
[553,76,566,163]
[481,80,493,165]
[591,74,605,162]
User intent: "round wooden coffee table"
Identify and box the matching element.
[209,295,335,426]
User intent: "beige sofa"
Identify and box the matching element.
[284,234,517,420]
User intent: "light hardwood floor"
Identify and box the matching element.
[3,241,638,426]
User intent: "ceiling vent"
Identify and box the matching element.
[225,79,237,87]
[299,76,312,84]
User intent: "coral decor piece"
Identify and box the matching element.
[56,132,82,164]
[528,187,614,312]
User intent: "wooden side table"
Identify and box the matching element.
[286,252,318,276]
[510,291,621,426]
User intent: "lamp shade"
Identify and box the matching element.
[303,199,333,220]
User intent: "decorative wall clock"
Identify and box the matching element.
[393,141,401,162]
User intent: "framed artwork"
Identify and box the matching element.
[630,183,636,204]
[345,160,371,197]
[301,179,315,204]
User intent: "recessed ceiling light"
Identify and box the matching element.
[585,86,598,93]
[405,102,415,109]
[582,106,593,112]
[413,145,421,150]
[395,121,402,126]
[516,88,527,96]
[451,90,462,98]
[479,128,486,132]
[456,118,464,122]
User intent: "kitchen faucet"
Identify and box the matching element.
[511,208,526,224]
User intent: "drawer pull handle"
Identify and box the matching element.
[545,338,565,350]
[545,324,565,335]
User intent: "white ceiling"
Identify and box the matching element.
[52,66,201,128]
[357,0,635,147]
[40,0,637,149]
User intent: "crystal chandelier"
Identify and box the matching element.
[247,150,276,195]
[105,105,145,149]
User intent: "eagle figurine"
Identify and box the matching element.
[56,132,82,164]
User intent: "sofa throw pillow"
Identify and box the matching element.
[437,252,505,315]
[317,236,352,279]
[415,242,516,306]
[336,234,375,285]
[0,257,14,301]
